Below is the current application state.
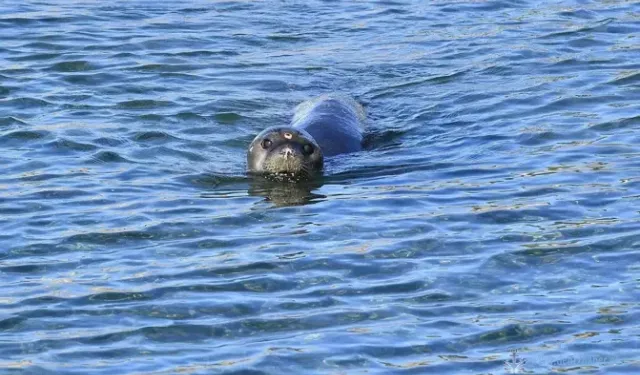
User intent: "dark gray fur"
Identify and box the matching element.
[290,95,365,157]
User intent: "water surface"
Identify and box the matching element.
[1,1,639,374]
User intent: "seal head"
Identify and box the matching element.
[247,126,323,179]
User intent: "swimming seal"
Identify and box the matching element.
[247,94,365,179]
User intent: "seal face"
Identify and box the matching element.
[247,94,365,180]
[247,126,323,179]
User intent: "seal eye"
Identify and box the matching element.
[302,144,314,155]
[261,139,272,149]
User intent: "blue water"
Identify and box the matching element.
[1,1,639,374]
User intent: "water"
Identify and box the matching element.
[1,1,639,374]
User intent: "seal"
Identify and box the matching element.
[247,94,365,179]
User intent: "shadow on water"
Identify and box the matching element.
[362,128,406,152]
[247,176,326,207]
[190,171,326,207]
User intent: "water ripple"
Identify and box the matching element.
[1,1,638,374]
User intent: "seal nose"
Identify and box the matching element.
[280,146,296,159]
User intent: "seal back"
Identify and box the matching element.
[291,94,365,157]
